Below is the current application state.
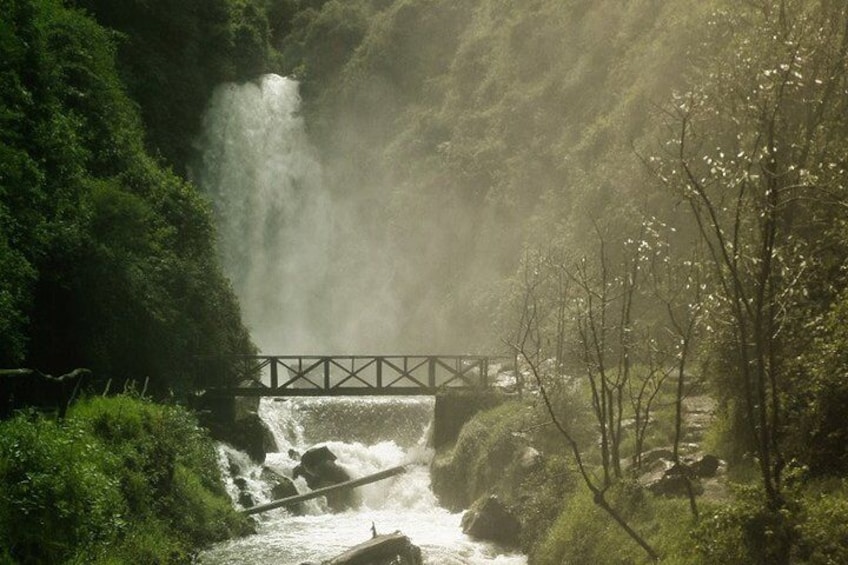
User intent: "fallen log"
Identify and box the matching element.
[242,464,408,516]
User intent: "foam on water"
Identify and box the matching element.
[199,398,527,565]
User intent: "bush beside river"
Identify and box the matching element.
[433,399,848,564]
[0,395,251,564]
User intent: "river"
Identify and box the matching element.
[197,397,527,564]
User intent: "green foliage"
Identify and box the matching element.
[0,413,125,564]
[71,0,274,172]
[692,486,795,565]
[794,480,848,564]
[0,0,254,391]
[532,483,699,565]
[534,489,642,565]
[431,400,577,551]
[433,401,536,508]
[0,396,249,564]
[789,289,848,475]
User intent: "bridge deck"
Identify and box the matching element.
[197,355,513,397]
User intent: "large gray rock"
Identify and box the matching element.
[519,446,543,471]
[325,532,422,565]
[294,445,360,512]
[643,467,704,497]
[461,495,520,547]
[228,412,273,463]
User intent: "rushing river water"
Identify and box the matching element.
[197,397,527,564]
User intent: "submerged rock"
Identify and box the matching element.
[233,477,255,508]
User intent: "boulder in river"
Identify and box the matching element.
[294,445,360,511]
[233,476,255,508]
[461,495,521,547]
[260,466,305,514]
[324,532,423,565]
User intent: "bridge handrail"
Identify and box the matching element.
[195,354,516,396]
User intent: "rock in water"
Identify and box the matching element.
[325,532,423,565]
[461,495,520,547]
[301,445,337,467]
[294,445,360,511]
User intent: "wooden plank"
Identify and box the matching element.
[242,464,408,515]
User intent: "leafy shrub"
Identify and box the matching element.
[431,399,579,552]
[692,484,795,565]
[431,400,534,509]
[0,413,125,563]
[67,395,250,548]
[531,482,699,565]
[792,480,848,564]
[0,396,249,564]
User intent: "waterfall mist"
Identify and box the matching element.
[194,74,408,353]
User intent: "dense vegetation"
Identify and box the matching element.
[269,0,848,562]
[3,0,848,562]
[1,1,275,561]
[0,395,251,563]
[0,0,261,394]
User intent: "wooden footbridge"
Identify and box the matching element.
[196,354,514,397]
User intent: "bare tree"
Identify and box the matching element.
[509,260,660,562]
[648,5,848,553]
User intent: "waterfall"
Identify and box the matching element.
[199,398,526,565]
[192,74,331,352]
[192,73,408,353]
[193,75,526,563]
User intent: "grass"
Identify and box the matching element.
[0,395,250,564]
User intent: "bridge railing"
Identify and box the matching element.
[195,354,514,396]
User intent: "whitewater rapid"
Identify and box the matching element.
[197,397,526,564]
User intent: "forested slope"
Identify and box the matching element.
[266,0,721,349]
[0,0,267,393]
[276,1,848,561]
[276,0,848,470]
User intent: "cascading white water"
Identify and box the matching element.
[192,73,407,353]
[198,398,526,564]
[193,75,526,563]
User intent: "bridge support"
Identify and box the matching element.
[432,389,508,449]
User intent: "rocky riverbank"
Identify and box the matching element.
[429,387,728,561]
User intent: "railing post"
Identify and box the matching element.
[376,357,383,389]
[428,357,436,391]
[324,357,331,390]
[270,357,278,389]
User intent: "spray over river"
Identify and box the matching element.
[192,75,527,563]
